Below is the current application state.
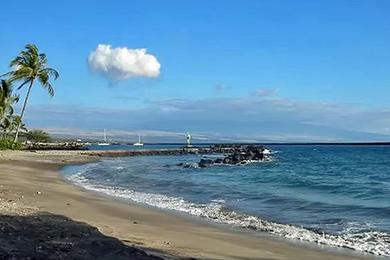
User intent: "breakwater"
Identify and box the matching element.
[24,142,87,150]
[79,145,270,166]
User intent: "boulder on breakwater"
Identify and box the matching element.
[196,145,271,167]
[24,142,88,151]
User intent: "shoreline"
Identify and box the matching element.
[0,151,372,259]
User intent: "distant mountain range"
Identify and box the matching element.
[42,127,390,144]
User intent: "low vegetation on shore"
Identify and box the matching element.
[0,44,58,150]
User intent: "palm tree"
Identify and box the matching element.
[0,80,19,138]
[0,80,15,119]
[5,44,59,143]
[2,115,26,139]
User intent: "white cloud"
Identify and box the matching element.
[254,88,278,97]
[214,84,230,93]
[88,44,161,80]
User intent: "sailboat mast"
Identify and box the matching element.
[104,129,107,142]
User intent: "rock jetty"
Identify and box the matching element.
[195,145,271,167]
[24,142,87,151]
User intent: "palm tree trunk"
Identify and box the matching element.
[13,79,33,143]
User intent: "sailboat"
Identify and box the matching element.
[133,134,144,146]
[98,129,110,146]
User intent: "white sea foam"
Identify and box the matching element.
[67,172,390,256]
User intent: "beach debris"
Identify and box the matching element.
[36,191,41,195]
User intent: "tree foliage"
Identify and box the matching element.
[26,129,52,143]
[0,80,21,138]
[0,138,21,150]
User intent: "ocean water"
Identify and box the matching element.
[62,145,390,256]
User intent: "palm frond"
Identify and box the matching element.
[39,53,47,66]
[43,81,54,96]
[17,79,31,90]
[10,56,28,67]
[8,67,34,83]
[41,68,59,80]
[25,44,38,57]
[0,80,12,97]
[0,71,13,78]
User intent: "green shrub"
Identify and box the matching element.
[26,129,52,143]
[0,138,22,150]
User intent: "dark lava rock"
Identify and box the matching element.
[195,145,270,167]
[214,158,223,164]
[198,159,214,168]
[25,142,88,151]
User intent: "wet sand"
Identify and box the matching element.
[0,151,371,259]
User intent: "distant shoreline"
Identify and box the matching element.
[89,142,390,146]
[263,142,390,145]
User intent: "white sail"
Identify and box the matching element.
[98,129,110,146]
[133,134,144,146]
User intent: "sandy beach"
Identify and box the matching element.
[0,151,371,259]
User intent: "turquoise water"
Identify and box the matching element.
[62,145,390,256]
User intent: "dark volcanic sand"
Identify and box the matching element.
[0,212,163,260]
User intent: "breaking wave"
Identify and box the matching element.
[67,171,390,256]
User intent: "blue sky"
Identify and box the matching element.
[1,0,390,142]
